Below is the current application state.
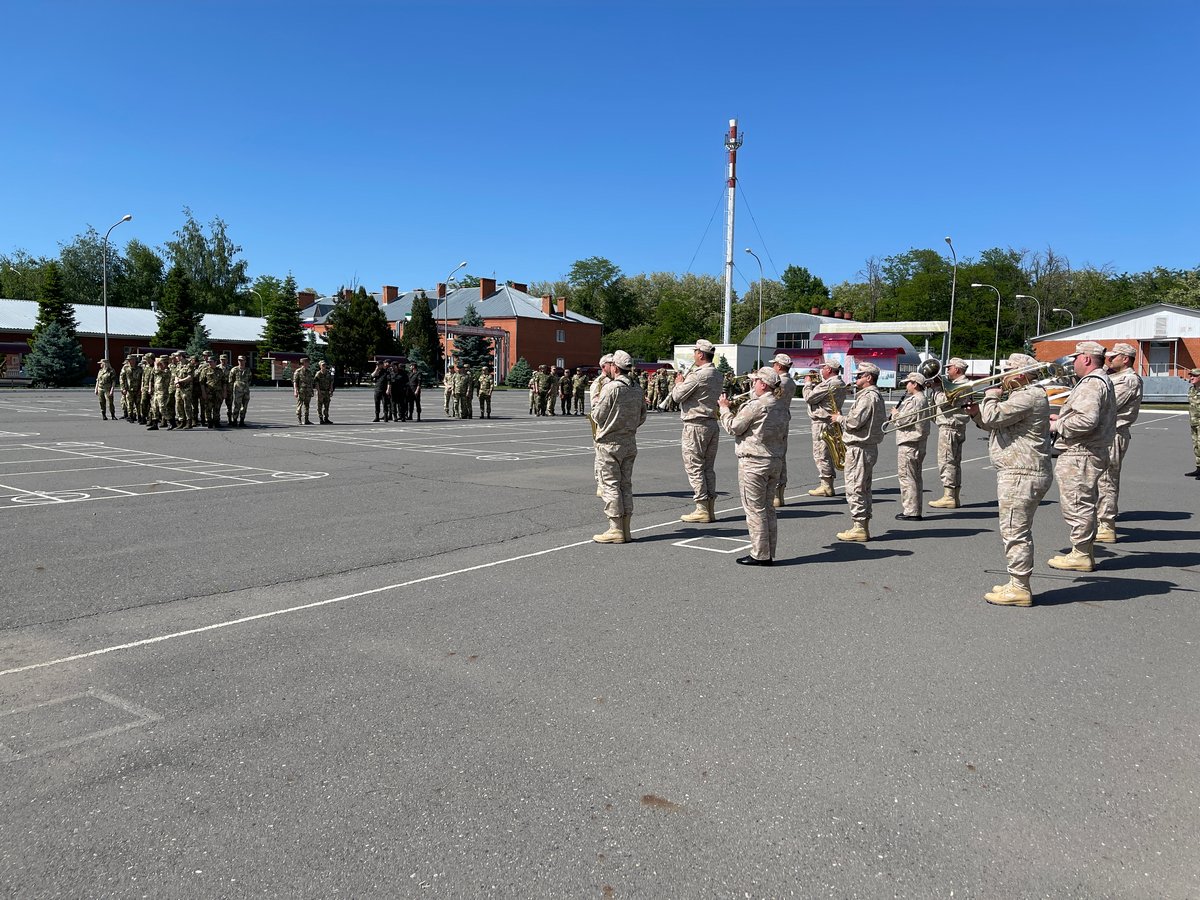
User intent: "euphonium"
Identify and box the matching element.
[823,390,847,471]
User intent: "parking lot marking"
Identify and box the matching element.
[672,535,753,554]
[0,688,161,763]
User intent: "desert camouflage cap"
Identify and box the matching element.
[752,366,780,387]
[694,339,716,353]
[1106,342,1137,358]
[1007,353,1038,370]
[599,353,613,366]
[1071,341,1106,358]
[611,350,633,371]
[1189,368,1200,377]
[947,357,967,369]
[822,358,842,371]
[905,372,926,386]
[857,362,880,376]
[771,353,793,367]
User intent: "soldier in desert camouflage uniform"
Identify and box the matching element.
[929,357,970,509]
[890,372,930,520]
[802,360,848,497]
[591,350,646,544]
[831,362,886,542]
[671,339,723,524]
[769,353,796,508]
[1095,343,1143,542]
[965,352,1052,607]
[1048,341,1117,573]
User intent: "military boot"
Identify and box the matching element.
[680,502,714,524]
[985,575,1033,607]
[621,515,633,542]
[928,488,959,509]
[593,518,626,544]
[773,485,786,508]
[706,498,717,521]
[836,521,870,542]
[1095,523,1117,543]
[807,479,835,497]
[1047,545,1095,572]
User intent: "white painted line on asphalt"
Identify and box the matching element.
[673,536,753,554]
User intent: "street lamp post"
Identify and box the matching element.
[1052,307,1075,328]
[102,214,133,362]
[443,261,467,376]
[944,236,957,364]
[744,248,764,368]
[247,288,264,318]
[971,282,1003,374]
[1015,293,1042,337]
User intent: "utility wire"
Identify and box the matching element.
[685,187,727,276]
[738,182,782,281]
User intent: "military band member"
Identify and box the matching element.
[292,356,313,425]
[95,360,116,420]
[964,353,1052,607]
[718,367,789,566]
[1188,368,1200,477]
[478,365,495,419]
[590,354,614,497]
[314,359,334,424]
[802,360,848,497]
[769,353,796,507]
[591,350,646,544]
[891,372,930,520]
[929,357,970,509]
[671,339,724,524]
[831,362,886,541]
[1048,341,1116,572]
[1095,343,1143,542]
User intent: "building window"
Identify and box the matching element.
[775,331,810,349]
[556,329,565,343]
[557,357,565,369]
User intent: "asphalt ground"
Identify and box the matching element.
[0,385,1197,899]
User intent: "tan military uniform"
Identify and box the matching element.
[803,375,847,482]
[1054,369,1116,550]
[842,383,886,526]
[774,375,796,495]
[1097,366,1143,535]
[669,364,723,505]
[891,388,930,516]
[973,384,1052,586]
[719,392,789,561]
[592,373,646,521]
[932,374,970,497]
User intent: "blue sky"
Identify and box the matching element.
[4,0,1197,298]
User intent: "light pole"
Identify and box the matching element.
[1052,307,1075,328]
[1015,293,1042,337]
[102,214,132,362]
[744,248,764,368]
[247,288,264,318]
[443,261,467,376]
[971,283,1003,374]
[944,236,957,364]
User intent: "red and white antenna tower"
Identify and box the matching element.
[722,118,743,345]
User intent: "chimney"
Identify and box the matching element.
[541,294,553,315]
[510,282,528,294]
[382,285,399,306]
[437,282,447,299]
[556,297,566,316]
[341,288,352,301]
[298,290,316,309]
[479,277,497,299]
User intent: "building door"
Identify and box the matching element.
[1147,342,1173,375]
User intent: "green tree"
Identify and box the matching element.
[453,302,494,370]
[406,345,437,387]
[400,290,443,375]
[25,322,87,386]
[31,261,78,345]
[324,286,396,384]
[457,274,481,288]
[115,240,165,309]
[163,206,249,314]
[154,264,203,349]
[505,356,533,388]
[185,323,211,357]
[780,264,831,312]
[260,273,305,354]
[568,256,623,324]
[304,331,327,367]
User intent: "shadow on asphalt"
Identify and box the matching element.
[1034,575,1188,606]
[772,543,916,566]
[1117,509,1193,523]
[1092,549,1200,571]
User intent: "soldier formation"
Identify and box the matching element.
[102,350,250,429]
[526,365,591,417]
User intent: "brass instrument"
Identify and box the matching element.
[823,386,847,470]
[725,389,754,413]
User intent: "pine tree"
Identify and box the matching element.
[154,264,203,348]
[304,330,327,366]
[505,357,533,388]
[453,302,494,371]
[25,322,87,386]
[260,273,305,353]
[406,346,436,387]
[716,354,734,377]
[185,323,211,357]
[31,261,78,346]
[324,287,396,384]
[400,290,443,375]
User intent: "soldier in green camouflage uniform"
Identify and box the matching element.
[542,366,558,416]
[122,355,142,422]
[95,360,117,420]
[1187,368,1200,477]
[118,356,134,420]
[202,355,228,428]
[559,368,573,415]
[314,359,334,424]
[572,368,588,415]
[478,366,495,419]
[195,353,212,426]
[217,354,233,425]
[444,367,455,417]
[139,354,155,423]
[174,358,196,429]
[528,367,541,415]
[229,355,252,426]
[146,358,171,429]
[456,365,473,419]
[293,356,313,424]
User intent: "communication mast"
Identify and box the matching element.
[722,118,743,345]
